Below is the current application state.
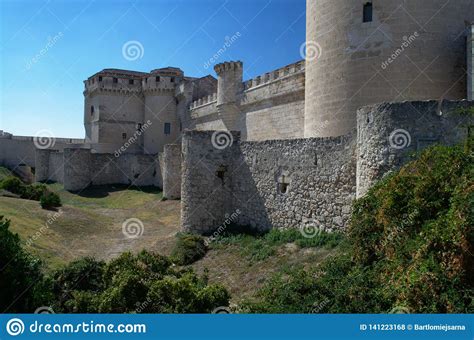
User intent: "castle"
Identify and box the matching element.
[1,0,473,234]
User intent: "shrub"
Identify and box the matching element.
[171,233,207,265]
[0,176,25,196]
[40,191,61,209]
[243,144,474,313]
[24,183,48,201]
[0,216,51,312]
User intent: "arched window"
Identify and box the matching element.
[90,106,94,116]
[363,2,373,23]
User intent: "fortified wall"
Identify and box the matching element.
[180,100,473,235]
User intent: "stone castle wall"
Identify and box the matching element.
[357,100,474,197]
[187,61,305,141]
[160,144,182,200]
[181,130,356,234]
[181,100,473,235]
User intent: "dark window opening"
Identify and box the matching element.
[278,182,289,194]
[122,133,127,140]
[113,77,118,83]
[363,2,373,23]
[133,173,139,179]
[170,77,175,83]
[137,123,142,130]
[314,154,318,166]
[90,106,94,115]
[98,76,102,82]
[156,76,160,82]
[164,123,171,135]
[129,79,134,85]
[216,165,227,183]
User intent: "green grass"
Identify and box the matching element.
[211,228,343,263]
[0,166,14,181]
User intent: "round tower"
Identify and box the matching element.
[214,61,243,131]
[304,0,474,138]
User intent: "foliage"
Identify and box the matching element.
[40,192,62,209]
[243,144,474,313]
[213,228,343,263]
[171,233,207,265]
[53,250,229,313]
[0,216,50,313]
[0,176,61,208]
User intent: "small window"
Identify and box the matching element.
[113,77,118,84]
[363,2,373,23]
[122,133,127,140]
[170,77,175,83]
[90,106,94,116]
[144,78,148,83]
[164,123,171,135]
[137,123,142,130]
[98,76,102,82]
[129,79,134,85]
[156,76,160,82]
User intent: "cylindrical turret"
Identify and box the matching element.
[304,0,474,138]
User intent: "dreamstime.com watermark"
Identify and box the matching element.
[204,32,241,70]
[122,40,144,61]
[211,130,233,150]
[389,129,411,150]
[299,218,325,239]
[33,130,56,149]
[122,218,144,239]
[300,40,322,61]
[5,318,146,336]
[25,32,64,71]
[25,211,63,248]
[114,120,152,157]
[381,31,419,70]
[205,209,241,246]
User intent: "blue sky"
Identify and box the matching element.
[0,0,306,138]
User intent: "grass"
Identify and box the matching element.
[211,228,343,263]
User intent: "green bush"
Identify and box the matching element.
[171,233,207,265]
[0,176,25,196]
[0,216,51,312]
[40,191,61,209]
[24,183,48,201]
[243,144,474,313]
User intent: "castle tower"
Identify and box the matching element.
[214,61,243,131]
[142,67,183,154]
[304,0,474,138]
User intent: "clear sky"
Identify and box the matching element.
[0,0,306,138]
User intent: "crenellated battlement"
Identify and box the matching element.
[189,93,217,110]
[243,60,305,91]
[214,61,243,75]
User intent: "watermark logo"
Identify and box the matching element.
[34,306,55,314]
[381,32,419,70]
[114,120,152,157]
[6,318,24,336]
[211,131,233,150]
[25,32,63,71]
[300,41,322,61]
[212,306,231,314]
[33,130,56,149]
[122,218,144,239]
[389,129,411,150]
[299,218,323,239]
[204,32,241,69]
[389,306,410,314]
[205,209,241,246]
[122,40,144,61]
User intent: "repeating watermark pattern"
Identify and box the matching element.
[122,218,144,239]
[205,209,241,246]
[114,120,152,158]
[299,218,324,239]
[212,306,231,314]
[25,211,63,247]
[135,297,152,313]
[381,32,419,70]
[311,298,330,313]
[6,318,25,336]
[300,40,322,61]
[122,40,144,61]
[25,32,64,71]
[204,32,242,70]
[389,306,411,314]
[389,129,411,150]
[34,306,55,314]
[33,129,56,149]
[211,130,233,150]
